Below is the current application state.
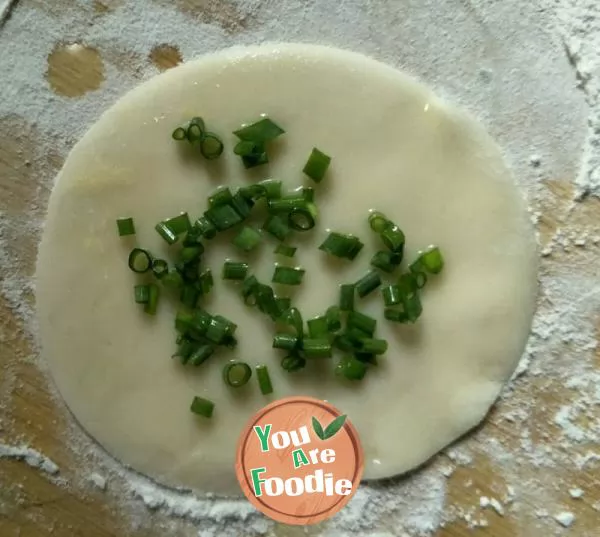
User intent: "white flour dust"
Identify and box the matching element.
[0,0,599,536]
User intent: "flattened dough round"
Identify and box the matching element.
[37,44,537,494]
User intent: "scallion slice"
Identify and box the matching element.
[319,232,363,260]
[234,140,259,156]
[272,265,305,286]
[190,396,214,418]
[335,356,367,381]
[164,213,191,235]
[275,297,291,313]
[368,211,389,233]
[307,316,328,338]
[230,191,254,219]
[128,248,152,273]
[273,333,298,351]
[371,250,402,273]
[198,269,214,295]
[339,284,355,312]
[134,284,149,304]
[180,246,203,264]
[288,201,318,231]
[347,310,376,337]
[180,285,199,308]
[234,117,285,143]
[116,217,135,236]
[208,186,233,207]
[325,306,342,332]
[232,226,262,252]
[303,147,331,183]
[412,246,444,274]
[382,284,401,306]
[359,338,388,355]
[200,132,224,160]
[302,338,332,359]
[256,364,273,395]
[223,361,252,388]
[281,352,306,372]
[172,127,187,141]
[258,179,282,199]
[204,204,243,231]
[384,308,408,323]
[355,270,382,298]
[155,222,178,245]
[222,261,249,281]
[281,307,303,337]
[241,151,268,169]
[255,284,280,320]
[380,223,405,253]
[162,270,184,289]
[274,244,296,257]
[189,344,215,366]
[152,258,169,279]
[144,283,160,315]
[263,215,291,241]
[193,216,217,240]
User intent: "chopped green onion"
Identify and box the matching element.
[192,309,212,334]
[193,216,217,240]
[303,147,331,183]
[205,315,236,344]
[412,246,444,274]
[371,250,402,273]
[335,356,367,381]
[175,311,193,333]
[339,284,355,311]
[256,365,273,395]
[359,338,388,355]
[200,132,224,160]
[152,258,169,279]
[262,215,291,241]
[144,283,160,315]
[234,140,259,156]
[288,202,318,231]
[230,191,254,219]
[319,232,363,260]
[258,179,282,199]
[161,270,184,289]
[273,333,298,351]
[281,353,306,372]
[241,151,268,169]
[198,269,214,295]
[180,246,203,264]
[275,297,291,312]
[187,123,204,143]
[397,273,419,295]
[333,334,355,352]
[347,310,376,336]
[267,197,303,213]
[232,226,262,252]
[300,186,315,202]
[164,213,191,235]
[413,271,428,289]
[404,292,423,323]
[384,308,408,323]
[281,307,303,337]
[239,184,266,200]
[174,339,196,364]
[241,275,259,305]
[190,396,214,418]
[222,261,249,281]
[307,316,328,338]
[302,338,332,358]
[355,270,382,298]
[128,248,152,273]
[272,265,305,286]
[234,117,285,143]
[325,306,342,332]
[155,222,178,245]
[380,223,405,253]
[368,211,389,234]
[223,361,252,388]
[134,284,149,304]
[189,344,215,366]
[204,204,243,231]
[172,127,187,141]
[255,284,280,320]
[180,285,199,308]
[116,217,135,236]
[208,186,233,207]
[274,244,297,257]
[382,284,401,306]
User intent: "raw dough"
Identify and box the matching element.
[36,44,537,494]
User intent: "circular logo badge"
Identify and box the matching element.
[235,396,364,525]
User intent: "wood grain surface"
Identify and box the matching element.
[0,1,598,536]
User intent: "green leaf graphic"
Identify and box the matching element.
[323,414,347,439]
[312,416,325,440]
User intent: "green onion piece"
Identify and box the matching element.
[128,248,152,273]
[381,223,405,253]
[187,123,204,143]
[208,186,233,207]
[273,333,298,351]
[307,316,328,338]
[180,246,203,264]
[263,215,291,241]
[288,202,318,231]
[404,292,423,323]
[116,217,135,236]
[339,284,355,311]
[382,284,401,306]
[232,226,262,252]
[234,117,285,143]
[355,270,382,298]
[335,356,367,381]
[239,184,266,200]
[230,191,254,219]
[172,127,187,141]
[242,151,268,169]
[144,283,160,315]
[174,339,196,364]
[333,334,355,352]
[384,308,409,323]
[413,271,428,289]
[155,222,178,245]
[205,316,234,344]
[347,310,376,337]
[204,204,243,231]
[274,244,296,257]
[345,326,371,346]
[368,211,389,233]
[300,186,315,202]
[193,216,217,240]
[223,361,252,388]
[191,309,212,334]
[152,259,169,279]
[303,147,331,183]
[256,365,273,395]
[258,179,282,199]
[359,338,388,355]
[198,269,214,295]
[182,228,201,247]
[162,270,184,289]
[325,306,342,332]
[255,284,280,320]
[134,284,149,304]
[234,140,259,156]
[200,132,224,160]
[371,250,402,273]
[189,344,215,366]
[319,232,363,260]
[275,297,291,313]
[397,273,419,295]
[272,265,305,286]
[190,396,214,418]
[222,261,249,281]
[281,307,303,337]
[281,353,306,372]
[164,213,191,235]
[267,197,303,213]
[241,275,259,305]
[180,285,199,308]
[413,246,444,274]
[175,311,193,333]
[303,338,332,359]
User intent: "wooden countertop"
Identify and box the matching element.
[0,1,598,536]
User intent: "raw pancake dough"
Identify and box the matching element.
[36,44,537,494]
